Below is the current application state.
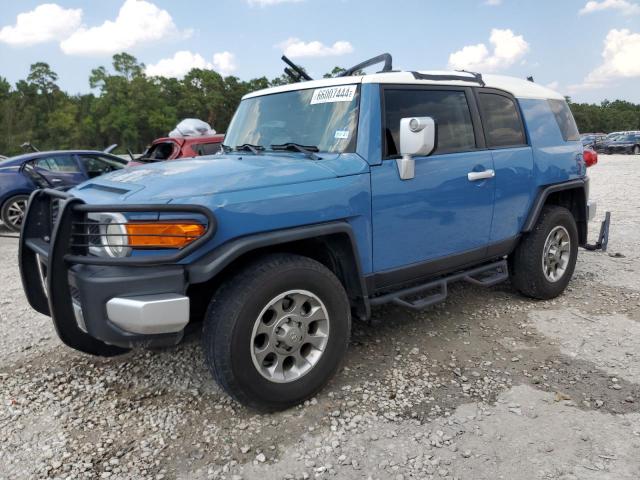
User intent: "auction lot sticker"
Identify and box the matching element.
[310,85,357,105]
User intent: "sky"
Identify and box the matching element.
[1,0,640,103]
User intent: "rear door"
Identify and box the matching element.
[475,90,533,243]
[25,154,86,188]
[371,86,495,277]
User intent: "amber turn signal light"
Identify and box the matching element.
[125,222,205,249]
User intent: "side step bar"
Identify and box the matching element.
[370,260,509,311]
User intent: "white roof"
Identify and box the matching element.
[243,70,564,101]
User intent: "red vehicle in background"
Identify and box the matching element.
[130,134,225,166]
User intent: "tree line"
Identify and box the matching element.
[1,53,638,156]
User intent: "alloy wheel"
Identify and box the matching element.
[542,225,571,282]
[250,290,330,383]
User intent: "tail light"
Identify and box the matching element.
[583,149,598,168]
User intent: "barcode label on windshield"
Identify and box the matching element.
[310,85,357,105]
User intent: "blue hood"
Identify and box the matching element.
[72,153,369,202]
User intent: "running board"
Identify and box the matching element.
[369,260,509,311]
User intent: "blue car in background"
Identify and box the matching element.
[0,150,127,231]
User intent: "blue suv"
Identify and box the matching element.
[19,55,597,410]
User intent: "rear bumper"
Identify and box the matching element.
[587,201,597,222]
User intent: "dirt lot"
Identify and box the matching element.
[1,154,639,480]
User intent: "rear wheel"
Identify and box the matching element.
[633,145,640,155]
[509,206,578,300]
[1,195,29,232]
[203,253,351,411]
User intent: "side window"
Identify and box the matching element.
[33,155,79,172]
[384,89,476,157]
[547,99,580,141]
[193,142,223,156]
[478,93,526,147]
[78,155,125,178]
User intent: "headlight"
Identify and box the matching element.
[88,213,131,258]
[104,217,129,257]
[86,213,205,257]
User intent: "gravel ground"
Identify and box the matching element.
[1,154,639,480]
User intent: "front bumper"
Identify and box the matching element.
[19,189,214,354]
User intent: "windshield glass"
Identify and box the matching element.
[223,85,360,153]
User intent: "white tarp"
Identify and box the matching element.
[169,118,216,137]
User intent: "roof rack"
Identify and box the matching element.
[410,70,485,87]
[281,55,313,82]
[339,53,393,77]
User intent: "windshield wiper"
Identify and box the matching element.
[270,143,321,160]
[234,144,264,155]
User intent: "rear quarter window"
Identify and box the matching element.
[478,93,526,148]
[547,99,580,141]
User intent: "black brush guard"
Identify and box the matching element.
[19,188,216,356]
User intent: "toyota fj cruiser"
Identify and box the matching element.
[20,54,601,410]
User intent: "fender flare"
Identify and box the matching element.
[522,178,588,235]
[186,221,371,318]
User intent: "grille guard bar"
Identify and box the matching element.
[18,188,217,356]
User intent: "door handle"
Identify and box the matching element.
[467,169,495,182]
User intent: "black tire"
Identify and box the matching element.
[1,194,29,232]
[633,145,640,155]
[509,206,578,300]
[203,253,351,411]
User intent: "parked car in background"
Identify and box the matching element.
[0,150,127,231]
[605,133,640,155]
[595,133,623,153]
[580,133,605,149]
[129,134,225,166]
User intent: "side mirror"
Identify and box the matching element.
[396,116,436,180]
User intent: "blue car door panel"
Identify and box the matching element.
[371,86,495,273]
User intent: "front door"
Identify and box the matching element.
[371,86,495,278]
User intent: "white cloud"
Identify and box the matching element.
[247,0,303,5]
[278,38,353,58]
[570,28,640,91]
[579,0,640,15]
[145,51,237,78]
[60,0,184,56]
[213,51,237,75]
[484,0,503,5]
[447,28,529,72]
[0,3,82,46]
[146,51,211,78]
[545,81,561,91]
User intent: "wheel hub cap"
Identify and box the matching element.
[250,290,330,383]
[542,225,571,283]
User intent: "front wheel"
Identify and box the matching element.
[203,253,351,411]
[1,195,29,232]
[509,206,579,300]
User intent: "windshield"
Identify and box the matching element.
[223,85,360,154]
